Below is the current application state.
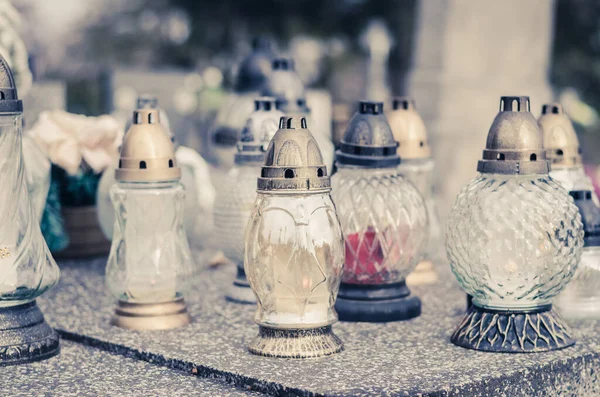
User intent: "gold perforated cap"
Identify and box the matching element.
[116,108,181,182]
[387,97,430,159]
[235,97,283,165]
[477,96,549,175]
[538,103,581,168]
[0,54,22,114]
[258,116,330,192]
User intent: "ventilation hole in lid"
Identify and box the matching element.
[119,160,122,168]
[496,153,505,160]
[317,168,324,177]
[284,169,295,179]
[0,92,5,100]
[140,161,147,169]
[556,149,564,156]
[168,159,174,168]
[261,169,267,177]
[419,141,424,147]
[530,153,537,161]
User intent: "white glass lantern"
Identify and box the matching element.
[447,96,584,352]
[331,101,428,322]
[0,56,60,365]
[387,97,443,285]
[213,97,283,303]
[555,190,600,319]
[245,116,344,358]
[106,108,193,330]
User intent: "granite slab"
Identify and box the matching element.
[38,256,600,396]
[3,340,262,396]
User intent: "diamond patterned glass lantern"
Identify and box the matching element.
[447,96,584,352]
[331,101,428,322]
[244,116,344,358]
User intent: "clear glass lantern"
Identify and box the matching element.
[331,101,428,322]
[245,116,344,358]
[0,56,60,365]
[208,38,274,170]
[538,103,598,201]
[447,96,584,353]
[106,108,193,331]
[555,190,600,319]
[213,97,283,303]
[263,57,335,171]
[387,97,444,285]
[22,135,50,222]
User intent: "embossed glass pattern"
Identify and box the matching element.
[555,246,600,319]
[106,181,193,303]
[446,174,584,310]
[331,166,428,284]
[0,116,59,306]
[245,192,344,328]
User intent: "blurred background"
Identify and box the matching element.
[8,0,600,223]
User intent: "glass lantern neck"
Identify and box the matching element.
[117,180,180,189]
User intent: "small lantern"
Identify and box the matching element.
[332,101,429,322]
[213,97,283,303]
[262,57,335,170]
[538,103,596,197]
[447,96,584,352]
[0,55,60,365]
[106,108,193,330]
[555,190,600,319]
[245,116,344,358]
[388,97,443,284]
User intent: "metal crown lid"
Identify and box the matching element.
[262,57,307,113]
[387,97,431,159]
[258,116,330,192]
[116,108,181,182]
[336,101,400,168]
[538,103,581,168]
[234,37,274,93]
[570,190,600,247]
[477,96,549,175]
[0,54,22,114]
[235,97,284,165]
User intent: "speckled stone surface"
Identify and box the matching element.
[3,340,261,396]
[38,257,600,396]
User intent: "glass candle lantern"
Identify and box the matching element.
[388,97,443,285]
[213,97,283,304]
[245,116,344,358]
[538,103,597,200]
[555,190,600,319]
[447,96,584,353]
[208,38,274,170]
[0,56,60,365]
[262,58,335,171]
[331,101,429,322]
[106,108,193,331]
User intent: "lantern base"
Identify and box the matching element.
[225,267,256,304]
[0,301,60,366]
[247,325,343,358]
[335,281,421,322]
[111,298,191,331]
[451,304,575,353]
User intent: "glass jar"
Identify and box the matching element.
[555,246,600,319]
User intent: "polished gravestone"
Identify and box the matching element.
[3,340,260,396]
[39,257,600,396]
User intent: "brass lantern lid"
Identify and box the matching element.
[234,37,274,93]
[262,57,308,114]
[235,97,283,165]
[477,96,549,175]
[570,190,600,247]
[258,116,330,192]
[115,108,181,182]
[538,103,581,168]
[336,101,400,168]
[387,97,431,159]
[0,54,22,114]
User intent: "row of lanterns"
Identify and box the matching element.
[0,43,598,365]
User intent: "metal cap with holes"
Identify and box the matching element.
[0,54,22,114]
[234,37,274,93]
[477,96,549,175]
[387,97,431,159]
[538,103,581,168]
[136,94,158,109]
[116,108,181,182]
[336,101,400,168]
[262,57,307,114]
[258,116,330,192]
[235,97,284,165]
[570,190,600,247]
